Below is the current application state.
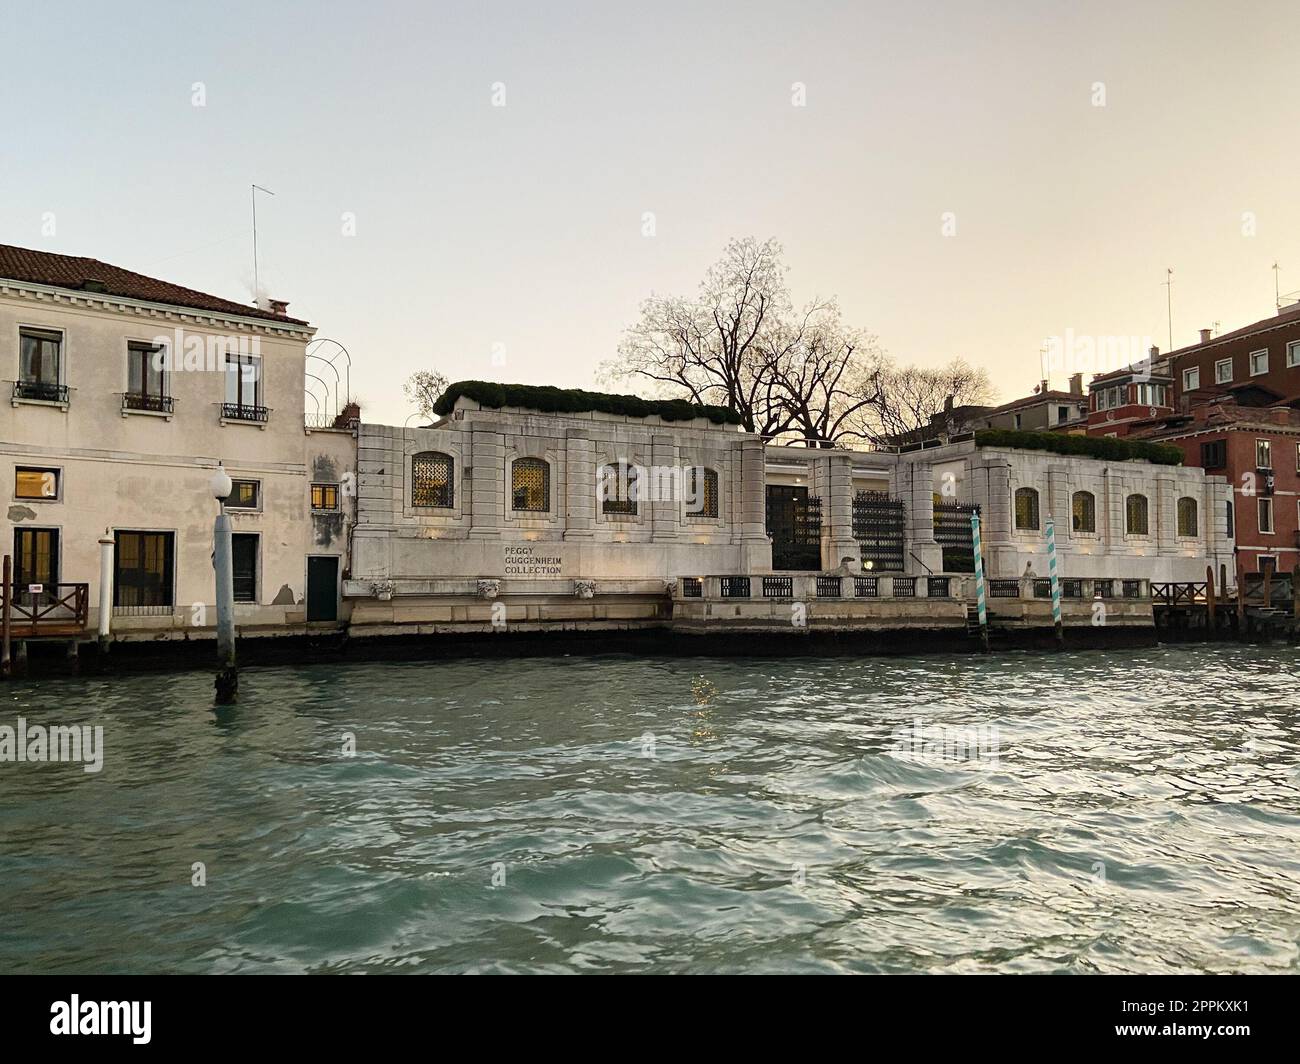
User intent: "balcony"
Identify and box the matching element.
[12,380,69,405]
[122,393,174,416]
[221,402,269,424]
[1,583,89,637]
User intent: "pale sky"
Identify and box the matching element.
[3,0,1297,424]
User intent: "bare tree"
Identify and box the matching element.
[404,369,450,421]
[842,359,993,445]
[606,237,879,445]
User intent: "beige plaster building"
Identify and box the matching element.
[0,244,355,642]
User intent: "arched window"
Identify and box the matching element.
[511,457,550,512]
[1177,496,1198,537]
[1014,487,1040,530]
[1126,493,1149,535]
[688,467,719,518]
[1071,491,1096,533]
[600,463,638,515]
[412,451,454,508]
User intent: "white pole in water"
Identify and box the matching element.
[97,530,114,649]
[970,512,989,653]
[211,465,238,703]
[1046,516,1063,648]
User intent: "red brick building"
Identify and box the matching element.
[1083,301,1300,583]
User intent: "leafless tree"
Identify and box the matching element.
[606,237,880,445]
[842,359,994,445]
[404,369,450,421]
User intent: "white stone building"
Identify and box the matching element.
[0,244,355,642]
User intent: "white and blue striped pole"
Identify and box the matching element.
[971,512,989,652]
[1045,516,1063,648]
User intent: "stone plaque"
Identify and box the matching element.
[502,544,566,577]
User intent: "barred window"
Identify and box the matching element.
[1125,493,1149,535]
[512,457,550,512]
[1014,487,1040,530]
[689,467,719,518]
[600,463,638,515]
[1071,491,1095,533]
[1176,496,1197,537]
[412,451,454,508]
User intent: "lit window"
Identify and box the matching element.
[1177,496,1197,537]
[1125,494,1149,535]
[1256,439,1272,469]
[1014,487,1040,530]
[688,467,719,518]
[227,479,260,509]
[1071,491,1095,533]
[1215,358,1233,384]
[1249,349,1269,376]
[310,483,339,511]
[1183,367,1200,391]
[600,463,638,515]
[511,458,550,512]
[1258,497,1274,534]
[15,467,59,500]
[412,452,454,508]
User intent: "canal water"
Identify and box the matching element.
[1,646,1297,974]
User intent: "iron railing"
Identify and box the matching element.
[221,402,269,423]
[122,393,174,413]
[13,380,68,403]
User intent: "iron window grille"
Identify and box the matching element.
[762,576,793,598]
[601,464,638,515]
[1125,494,1149,535]
[720,576,751,598]
[412,451,454,508]
[511,457,550,512]
[816,576,842,598]
[1014,488,1040,530]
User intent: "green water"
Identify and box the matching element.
[1,646,1298,973]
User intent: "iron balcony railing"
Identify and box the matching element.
[122,393,174,414]
[221,402,270,423]
[13,380,69,403]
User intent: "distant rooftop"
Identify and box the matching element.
[0,243,309,326]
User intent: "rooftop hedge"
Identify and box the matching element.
[974,428,1183,465]
[431,381,744,426]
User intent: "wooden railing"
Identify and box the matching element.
[1150,582,1207,607]
[2,583,90,637]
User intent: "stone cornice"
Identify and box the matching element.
[0,278,315,339]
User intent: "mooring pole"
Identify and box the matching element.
[1045,517,1063,649]
[1,554,11,677]
[970,512,990,653]
[1204,565,1216,639]
[211,465,238,703]
[97,530,114,652]
[1236,577,1247,640]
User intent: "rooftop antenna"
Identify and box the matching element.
[1163,268,1174,351]
[1273,262,1281,309]
[251,184,275,310]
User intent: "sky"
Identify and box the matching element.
[2,0,1298,425]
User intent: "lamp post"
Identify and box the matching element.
[211,464,238,703]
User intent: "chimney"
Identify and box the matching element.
[1068,372,1083,396]
[1269,406,1292,426]
[332,400,361,429]
[1199,328,1212,343]
[1149,345,1160,359]
[269,299,290,317]
[1039,379,1049,395]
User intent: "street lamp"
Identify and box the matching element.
[211,463,237,703]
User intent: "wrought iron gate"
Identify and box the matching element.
[934,501,979,572]
[852,491,905,571]
[766,486,823,571]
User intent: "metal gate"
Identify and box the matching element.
[766,486,823,571]
[934,501,979,572]
[852,491,905,571]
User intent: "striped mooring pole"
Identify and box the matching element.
[1045,516,1063,648]
[970,512,990,653]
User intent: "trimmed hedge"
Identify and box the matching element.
[431,380,743,426]
[974,428,1183,465]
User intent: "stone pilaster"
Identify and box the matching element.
[563,430,594,539]
[1156,474,1177,554]
[650,434,678,541]
[467,423,503,538]
[1047,465,1070,545]
[825,452,860,570]
[739,437,768,543]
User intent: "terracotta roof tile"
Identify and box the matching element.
[0,243,309,326]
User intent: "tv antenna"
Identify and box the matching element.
[251,184,275,309]
[1163,268,1174,351]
